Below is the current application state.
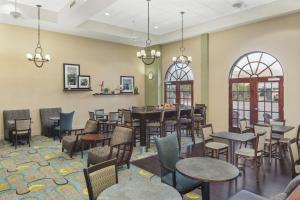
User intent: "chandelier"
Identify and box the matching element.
[26,5,50,68]
[136,0,160,65]
[172,12,192,68]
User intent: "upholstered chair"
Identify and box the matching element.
[53,111,75,142]
[200,124,229,161]
[12,118,31,149]
[155,134,202,195]
[122,109,140,146]
[40,107,62,137]
[288,138,300,178]
[62,119,98,158]
[3,109,30,141]
[83,159,118,200]
[87,126,133,168]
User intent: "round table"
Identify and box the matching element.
[97,180,182,200]
[176,157,239,200]
[80,133,110,158]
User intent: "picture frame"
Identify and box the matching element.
[63,63,80,89]
[120,76,134,93]
[78,75,91,89]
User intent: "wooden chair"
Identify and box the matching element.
[238,118,251,147]
[12,118,31,149]
[105,112,119,133]
[200,124,229,161]
[122,109,140,146]
[62,119,98,158]
[132,106,145,112]
[235,132,266,182]
[88,111,95,120]
[288,138,300,178]
[87,126,133,168]
[194,104,206,135]
[254,124,278,164]
[83,159,118,200]
[177,107,196,149]
[146,110,165,151]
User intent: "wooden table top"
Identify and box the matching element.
[176,157,239,183]
[80,133,109,142]
[97,180,182,200]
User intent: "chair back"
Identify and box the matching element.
[288,138,300,177]
[254,124,272,140]
[60,112,74,131]
[117,109,123,124]
[84,120,98,133]
[122,109,132,124]
[40,107,61,136]
[109,112,119,122]
[111,126,133,146]
[155,134,179,175]
[263,113,272,124]
[132,106,145,112]
[270,119,285,126]
[95,109,104,119]
[160,110,165,123]
[200,124,213,142]
[297,125,300,147]
[146,105,158,111]
[255,132,266,156]
[15,118,31,132]
[83,159,117,200]
[239,118,248,133]
[89,112,95,120]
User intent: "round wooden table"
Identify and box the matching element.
[97,180,182,200]
[80,133,110,158]
[176,157,239,200]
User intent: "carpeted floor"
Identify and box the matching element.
[0,135,201,200]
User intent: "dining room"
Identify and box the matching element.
[1,0,300,200]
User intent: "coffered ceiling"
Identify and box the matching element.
[0,0,300,46]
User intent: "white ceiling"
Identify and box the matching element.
[0,0,300,46]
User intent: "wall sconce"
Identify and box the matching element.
[148,71,153,80]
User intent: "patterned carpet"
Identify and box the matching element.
[0,135,202,200]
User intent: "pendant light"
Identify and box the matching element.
[26,5,50,68]
[136,0,160,65]
[172,12,192,68]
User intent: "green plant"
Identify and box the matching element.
[103,88,109,94]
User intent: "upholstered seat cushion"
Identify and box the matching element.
[88,146,117,165]
[265,139,278,145]
[205,142,228,150]
[235,148,261,157]
[146,122,160,127]
[162,171,201,193]
[179,118,192,124]
[62,135,80,150]
[228,190,267,200]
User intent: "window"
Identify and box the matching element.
[229,51,284,131]
[165,63,194,106]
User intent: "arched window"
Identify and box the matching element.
[229,51,284,131]
[164,63,194,106]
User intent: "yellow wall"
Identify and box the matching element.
[161,37,202,103]
[0,23,145,139]
[209,12,300,135]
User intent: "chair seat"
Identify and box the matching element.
[279,138,290,144]
[12,130,29,135]
[164,120,178,126]
[62,135,80,150]
[235,148,261,157]
[146,122,161,127]
[272,133,282,140]
[88,146,117,165]
[179,118,192,124]
[264,139,278,145]
[205,142,228,150]
[162,171,202,193]
[228,190,267,200]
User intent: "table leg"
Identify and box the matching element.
[81,142,84,159]
[202,182,210,200]
[139,116,146,147]
[231,141,235,164]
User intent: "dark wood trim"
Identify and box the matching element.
[78,75,91,89]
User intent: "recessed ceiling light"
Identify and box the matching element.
[232,1,246,9]
[105,12,110,16]
[154,26,159,29]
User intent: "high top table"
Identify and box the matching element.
[176,157,239,200]
[97,179,182,200]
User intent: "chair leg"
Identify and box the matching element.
[226,149,229,162]
[15,135,17,149]
[127,163,130,169]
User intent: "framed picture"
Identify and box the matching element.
[78,75,91,89]
[63,63,80,89]
[120,76,134,93]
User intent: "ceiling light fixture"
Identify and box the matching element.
[10,0,22,19]
[172,12,192,68]
[26,5,50,68]
[136,0,160,65]
[105,12,110,16]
